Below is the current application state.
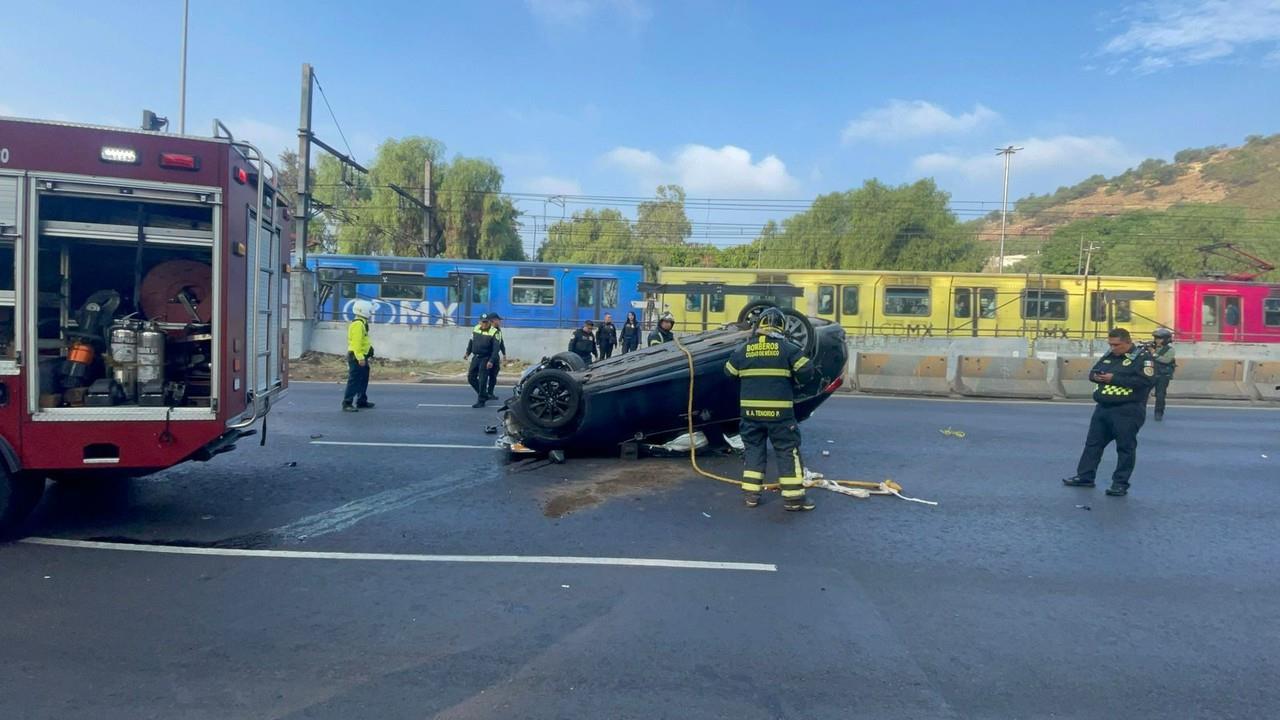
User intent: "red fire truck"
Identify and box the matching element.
[0,116,290,532]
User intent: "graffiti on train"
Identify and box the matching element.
[340,299,461,325]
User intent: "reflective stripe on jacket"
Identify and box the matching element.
[1090,349,1155,405]
[724,333,811,421]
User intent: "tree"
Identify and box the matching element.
[634,185,692,247]
[436,156,524,260]
[276,150,335,253]
[540,209,640,266]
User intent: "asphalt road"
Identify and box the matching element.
[2,381,1278,720]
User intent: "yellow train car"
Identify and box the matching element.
[654,267,1160,339]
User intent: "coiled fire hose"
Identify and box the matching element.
[672,333,937,506]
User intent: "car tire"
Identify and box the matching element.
[737,300,776,325]
[517,368,583,430]
[0,468,44,537]
[547,352,588,372]
[780,308,817,357]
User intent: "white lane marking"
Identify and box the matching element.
[310,441,499,450]
[270,472,498,540]
[829,393,1280,411]
[417,403,475,408]
[20,538,776,573]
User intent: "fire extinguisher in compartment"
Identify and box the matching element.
[138,323,167,405]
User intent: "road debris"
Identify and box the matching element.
[940,427,967,438]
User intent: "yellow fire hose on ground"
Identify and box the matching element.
[672,334,937,506]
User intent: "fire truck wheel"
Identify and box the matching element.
[0,471,44,536]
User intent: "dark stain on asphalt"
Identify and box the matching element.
[540,461,689,518]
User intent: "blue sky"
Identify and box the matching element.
[4,0,1279,250]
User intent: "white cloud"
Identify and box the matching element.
[602,144,799,196]
[912,135,1142,188]
[1101,0,1280,73]
[526,175,582,196]
[842,100,998,144]
[231,118,297,158]
[525,0,651,27]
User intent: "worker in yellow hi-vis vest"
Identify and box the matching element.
[342,300,376,412]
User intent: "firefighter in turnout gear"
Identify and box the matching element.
[724,308,816,511]
[464,314,501,408]
[342,300,376,412]
[1062,328,1155,496]
[1149,327,1176,421]
[648,312,675,346]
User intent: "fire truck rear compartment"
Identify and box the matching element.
[34,191,218,417]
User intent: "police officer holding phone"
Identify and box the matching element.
[1062,328,1155,497]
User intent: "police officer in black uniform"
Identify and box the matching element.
[568,320,598,366]
[463,313,500,408]
[1062,327,1155,497]
[485,313,506,400]
[724,308,816,511]
[1149,327,1176,421]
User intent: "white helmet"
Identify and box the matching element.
[351,300,374,320]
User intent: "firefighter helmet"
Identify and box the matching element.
[1152,327,1174,340]
[352,300,374,319]
[757,307,786,336]
[659,312,675,328]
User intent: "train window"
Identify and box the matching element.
[380,272,424,301]
[953,289,971,318]
[884,287,930,316]
[602,279,619,307]
[818,286,835,315]
[748,293,795,309]
[842,286,859,315]
[512,277,555,305]
[979,289,997,318]
[577,278,595,307]
[1264,298,1280,326]
[449,274,489,305]
[1090,292,1132,322]
[1023,289,1067,320]
[685,294,702,311]
[710,294,725,313]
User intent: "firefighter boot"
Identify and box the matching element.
[1061,476,1095,488]
[743,492,762,508]
[342,403,358,413]
[783,495,816,512]
[1106,483,1129,497]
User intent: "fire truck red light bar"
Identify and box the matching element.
[159,153,200,170]
[100,146,139,164]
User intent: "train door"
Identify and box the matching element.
[1200,294,1241,341]
[574,276,618,325]
[448,272,489,327]
[816,284,862,331]
[951,286,998,336]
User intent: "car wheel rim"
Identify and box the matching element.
[528,379,573,422]
[784,315,810,347]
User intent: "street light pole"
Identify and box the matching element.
[179,0,189,134]
[996,145,1022,273]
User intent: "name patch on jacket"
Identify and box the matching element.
[745,341,780,358]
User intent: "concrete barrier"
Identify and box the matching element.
[1167,358,1251,400]
[955,356,1054,399]
[1247,361,1280,401]
[1057,357,1099,399]
[853,353,951,396]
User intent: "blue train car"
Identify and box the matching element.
[307,254,645,328]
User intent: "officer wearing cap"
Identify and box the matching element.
[463,313,500,408]
[342,300,376,412]
[648,312,675,346]
[1149,327,1176,421]
[1062,327,1155,496]
[724,307,816,511]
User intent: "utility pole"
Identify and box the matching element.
[178,0,189,133]
[996,145,1022,273]
[293,63,367,267]
[294,64,314,267]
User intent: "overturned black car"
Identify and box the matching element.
[500,305,848,453]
